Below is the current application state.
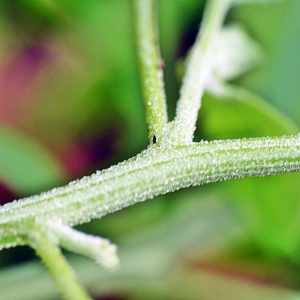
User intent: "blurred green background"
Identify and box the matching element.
[1,0,300,299]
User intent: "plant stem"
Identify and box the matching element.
[28,227,93,300]
[1,134,300,247]
[132,0,168,145]
[172,0,230,144]
[47,221,119,269]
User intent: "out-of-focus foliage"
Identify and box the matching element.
[0,127,65,195]
[232,0,300,124]
[1,0,300,299]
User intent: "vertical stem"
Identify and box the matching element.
[29,228,93,300]
[172,0,230,144]
[132,0,168,145]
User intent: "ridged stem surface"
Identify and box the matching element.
[28,227,93,300]
[1,135,300,248]
[132,0,168,144]
[172,0,230,143]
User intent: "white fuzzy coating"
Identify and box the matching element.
[46,221,119,269]
[1,135,300,248]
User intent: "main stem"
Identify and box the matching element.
[1,135,300,248]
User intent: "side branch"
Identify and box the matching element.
[172,0,230,144]
[132,0,168,144]
[28,227,93,300]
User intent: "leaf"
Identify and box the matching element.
[232,0,300,125]
[199,84,298,140]
[232,0,286,5]
[208,23,264,84]
[0,127,66,195]
[225,172,300,259]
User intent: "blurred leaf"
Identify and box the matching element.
[225,173,300,260]
[209,23,264,83]
[199,84,298,140]
[232,0,286,5]
[232,0,300,125]
[0,127,66,195]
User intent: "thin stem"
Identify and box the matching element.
[47,221,119,269]
[132,0,168,145]
[1,134,300,246]
[28,227,92,300]
[171,0,230,144]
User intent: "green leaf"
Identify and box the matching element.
[231,0,300,124]
[225,172,300,259]
[0,127,66,195]
[199,85,298,140]
[232,0,286,5]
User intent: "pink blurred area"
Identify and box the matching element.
[0,34,117,203]
[0,41,50,127]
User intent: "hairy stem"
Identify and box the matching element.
[1,135,300,247]
[46,221,119,269]
[172,0,230,144]
[132,0,168,144]
[28,227,93,300]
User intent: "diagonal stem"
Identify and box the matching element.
[46,221,119,269]
[2,134,300,247]
[171,0,230,144]
[28,226,93,300]
[132,0,168,145]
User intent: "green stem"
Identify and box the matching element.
[1,135,300,247]
[28,227,92,300]
[132,0,168,145]
[172,0,230,144]
[47,221,119,269]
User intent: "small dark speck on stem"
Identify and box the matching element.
[153,135,157,144]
